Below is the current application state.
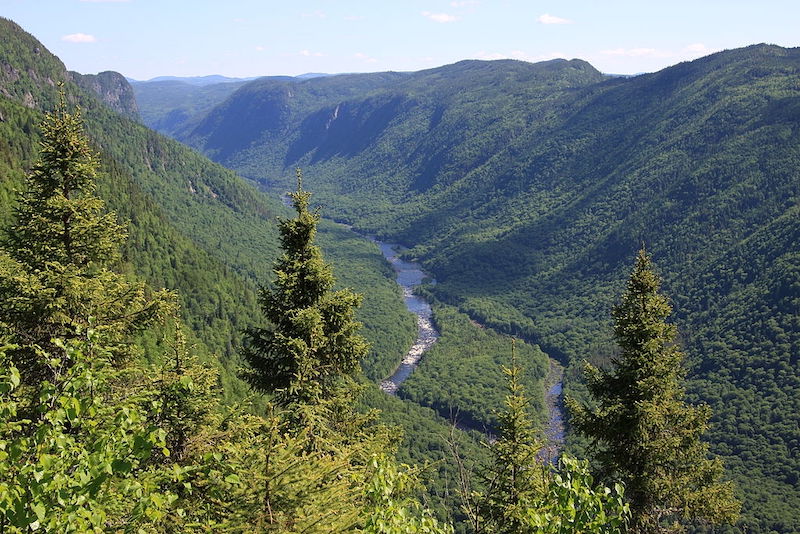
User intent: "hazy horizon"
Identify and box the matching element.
[3,1,799,80]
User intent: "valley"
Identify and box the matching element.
[0,12,798,532]
[374,234,565,455]
[132,45,800,532]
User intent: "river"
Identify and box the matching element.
[372,237,565,458]
[374,242,439,394]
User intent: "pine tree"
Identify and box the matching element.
[242,169,368,407]
[476,340,545,533]
[0,90,172,381]
[568,248,740,533]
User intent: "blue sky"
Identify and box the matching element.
[3,0,800,80]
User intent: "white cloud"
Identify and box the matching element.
[354,52,378,64]
[301,10,327,19]
[683,43,718,57]
[255,46,265,52]
[299,50,325,57]
[537,13,572,25]
[62,33,97,43]
[344,15,366,21]
[422,11,458,23]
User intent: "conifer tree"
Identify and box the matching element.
[242,169,368,407]
[0,90,171,381]
[476,340,544,533]
[461,341,629,534]
[568,249,740,533]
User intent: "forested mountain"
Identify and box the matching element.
[138,45,800,532]
[130,72,348,140]
[1,18,537,529]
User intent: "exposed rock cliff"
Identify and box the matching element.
[71,70,140,121]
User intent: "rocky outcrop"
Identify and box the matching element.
[70,70,140,121]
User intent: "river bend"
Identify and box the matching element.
[369,236,563,457]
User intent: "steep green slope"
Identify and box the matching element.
[0,17,414,391]
[676,208,800,533]
[183,70,409,167]
[158,45,800,532]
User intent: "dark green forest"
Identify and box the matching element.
[1,14,798,533]
[0,21,638,531]
[133,43,800,533]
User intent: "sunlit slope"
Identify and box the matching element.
[159,44,800,532]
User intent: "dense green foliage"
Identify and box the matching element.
[457,348,630,534]
[399,304,548,431]
[569,250,739,533]
[0,337,172,532]
[0,333,458,533]
[522,455,629,534]
[151,43,800,532]
[0,99,453,533]
[363,386,486,533]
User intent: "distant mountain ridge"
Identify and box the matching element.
[136,44,800,533]
[135,74,260,85]
[132,72,335,85]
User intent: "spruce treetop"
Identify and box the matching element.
[6,90,124,271]
[568,248,740,533]
[243,169,367,407]
[477,339,544,533]
[0,90,172,377]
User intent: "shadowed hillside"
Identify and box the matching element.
[141,44,800,532]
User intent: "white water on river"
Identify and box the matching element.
[374,242,439,394]
[371,237,563,460]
